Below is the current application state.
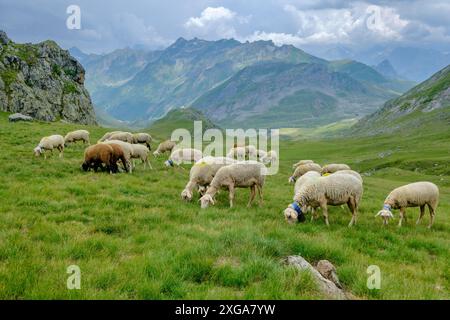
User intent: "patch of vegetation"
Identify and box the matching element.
[52,64,62,76]
[0,111,448,299]
[0,69,18,89]
[63,68,77,78]
[13,43,38,66]
[63,81,78,94]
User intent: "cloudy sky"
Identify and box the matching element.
[1,0,449,55]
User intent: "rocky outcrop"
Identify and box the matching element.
[9,113,33,122]
[0,31,96,125]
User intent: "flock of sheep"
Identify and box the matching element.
[33,129,440,228]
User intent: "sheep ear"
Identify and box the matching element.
[375,211,381,217]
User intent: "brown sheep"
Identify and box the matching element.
[108,143,130,173]
[82,144,115,173]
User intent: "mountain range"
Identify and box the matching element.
[73,38,417,128]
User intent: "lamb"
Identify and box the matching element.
[34,135,65,158]
[132,133,152,149]
[102,140,133,173]
[64,130,90,146]
[165,148,203,167]
[292,160,314,168]
[153,140,177,157]
[375,182,439,228]
[331,169,363,182]
[261,150,278,165]
[82,144,115,173]
[97,131,124,143]
[129,143,153,169]
[107,132,134,144]
[181,156,236,201]
[289,163,322,183]
[199,161,267,208]
[284,173,363,226]
[321,163,351,175]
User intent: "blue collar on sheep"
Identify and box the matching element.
[291,201,305,222]
[165,159,174,166]
[383,204,392,211]
[289,176,296,182]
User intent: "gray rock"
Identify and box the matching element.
[316,260,342,288]
[9,113,33,122]
[0,31,96,125]
[0,30,10,45]
[285,255,349,300]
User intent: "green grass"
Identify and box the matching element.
[0,111,448,299]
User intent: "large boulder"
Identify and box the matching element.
[9,113,34,122]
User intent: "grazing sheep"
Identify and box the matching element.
[292,160,314,168]
[199,161,267,208]
[108,143,130,173]
[256,149,267,160]
[181,156,236,201]
[132,133,152,149]
[227,145,258,160]
[321,163,351,175]
[165,148,203,167]
[289,163,322,183]
[284,174,363,226]
[82,144,115,173]
[97,131,124,143]
[293,171,321,221]
[34,135,65,158]
[331,169,363,183]
[64,130,90,146]
[375,182,439,228]
[153,140,177,157]
[102,140,133,173]
[107,132,134,144]
[261,150,278,165]
[129,143,153,169]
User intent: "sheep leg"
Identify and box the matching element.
[347,197,358,227]
[398,207,406,227]
[416,205,425,225]
[427,204,435,229]
[320,203,329,226]
[247,185,256,207]
[257,185,263,206]
[228,185,235,208]
[146,159,153,169]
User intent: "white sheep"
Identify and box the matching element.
[284,173,363,226]
[129,143,153,169]
[261,150,278,165]
[181,156,236,201]
[293,171,321,221]
[321,163,351,174]
[227,145,258,160]
[107,132,134,144]
[292,160,314,168]
[375,181,439,228]
[34,135,65,158]
[199,161,267,208]
[102,140,133,173]
[98,131,124,143]
[132,133,152,149]
[256,149,267,160]
[153,140,177,157]
[165,148,203,167]
[64,130,90,146]
[331,169,363,182]
[289,163,322,183]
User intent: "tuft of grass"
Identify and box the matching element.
[0,111,448,299]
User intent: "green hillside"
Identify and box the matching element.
[353,64,450,135]
[0,110,448,299]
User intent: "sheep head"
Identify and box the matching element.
[199,194,215,208]
[375,207,394,225]
[33,146,43,157]
[284,202,306,223]
[181,189,193,201]
[288,176,296,184]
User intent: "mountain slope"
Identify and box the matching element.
[353,64,450,135]
[192,61,395,128]
[0,31,96,124]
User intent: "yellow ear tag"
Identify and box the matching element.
[323,173,330,176]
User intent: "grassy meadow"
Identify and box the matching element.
[0,111,448,299]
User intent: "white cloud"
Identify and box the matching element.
[184,6,250,39]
